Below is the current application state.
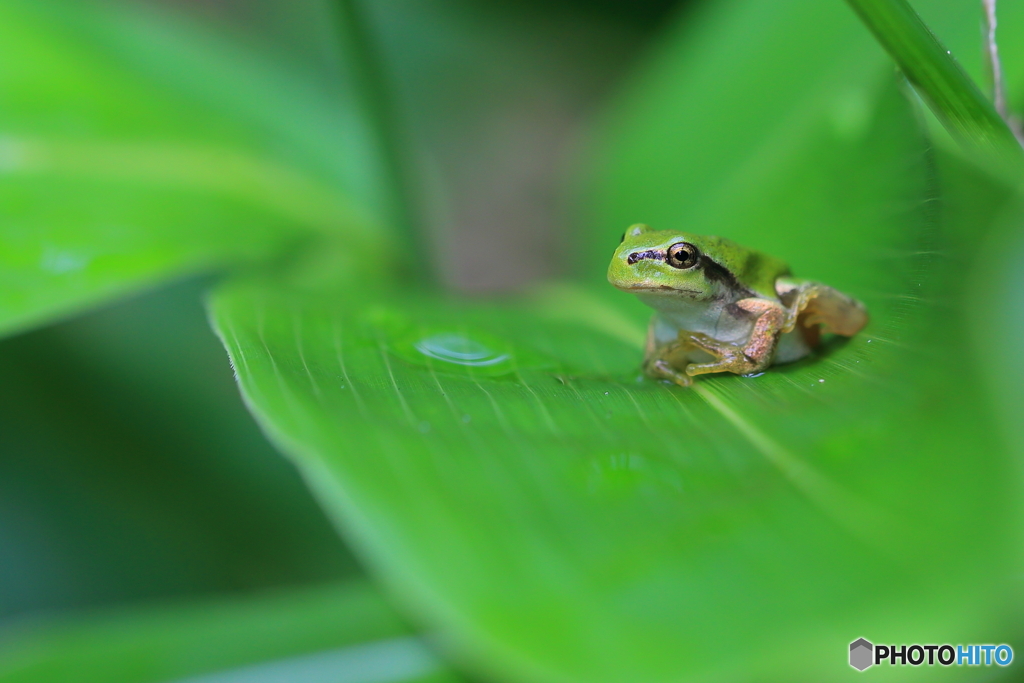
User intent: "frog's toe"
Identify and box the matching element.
[684,361,719,377]
[647,359,692,387]
[686,353,760,377]
[668,373,692,388]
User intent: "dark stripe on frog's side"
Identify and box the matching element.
[627,249,665,265]
[699,254,755,298]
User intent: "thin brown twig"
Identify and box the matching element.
[982,0,1024,144]
[982,0,1007,117]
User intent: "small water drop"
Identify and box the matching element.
[604,391,609,395]
[340,384,346,389]
[819,379,825,383]
[415,333,508,367]
[418,421,431,434]
[461,414,471,423]
[383,317,558,378]
[388,330,520,378]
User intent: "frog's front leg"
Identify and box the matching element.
[641,319,694,387]
[685,299,785,377]
[644,356,693,387]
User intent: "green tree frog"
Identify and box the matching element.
[607,223,868,387]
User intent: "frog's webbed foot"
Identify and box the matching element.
[776,278,869,338]
[685,299,785,377]
[685,334,759,376]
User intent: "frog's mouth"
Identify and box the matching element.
[615,284,702,296]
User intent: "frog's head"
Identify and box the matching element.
[607,223,750,302]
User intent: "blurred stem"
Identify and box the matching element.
[333,0,420,259]
[844,0,1024,169]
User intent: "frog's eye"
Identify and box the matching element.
[667,242,700,269]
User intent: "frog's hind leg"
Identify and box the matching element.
[776,277,869,340]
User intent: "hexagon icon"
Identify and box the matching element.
[850,638,874,671]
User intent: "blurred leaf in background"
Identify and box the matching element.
[0,579,457,683]
[0,0,394,337]
[0,0,393,629]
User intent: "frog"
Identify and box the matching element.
[607,223,868,387]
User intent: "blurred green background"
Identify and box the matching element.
[1,0,1023,681]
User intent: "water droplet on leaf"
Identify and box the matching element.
[416,333,509,368]
[388,329,519,378]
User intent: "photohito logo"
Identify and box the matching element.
[849,638,1013,671]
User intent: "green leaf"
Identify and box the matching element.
[0,0,392,337]
[206,1,1024,680]
[209,245,1020,682]
[209,82,1021,683]
[0,581,457,683]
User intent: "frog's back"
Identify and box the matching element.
[687,234,790,300]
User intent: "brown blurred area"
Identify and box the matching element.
[133,0,689,291]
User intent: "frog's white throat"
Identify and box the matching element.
[638,287,727,325]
